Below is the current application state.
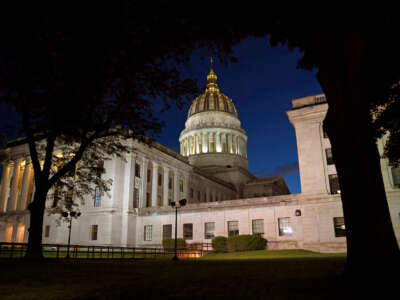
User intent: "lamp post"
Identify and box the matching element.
[61,211,81,259]
[171,198,187,261]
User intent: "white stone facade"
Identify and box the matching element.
[1,73,399,252]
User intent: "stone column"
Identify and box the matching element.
[216,131,221,152]
[151,161,158,207]
[202,132,208,153]
[0,163,11,212]
[121,152,134,246]
[163,166,169,206]
[140,157,148,208]
[8,160,22,211]
[243,138,247,158]
[195,135,200,154]
[173,169,179,203]
[18,161,33,210]
[227,134,232,154]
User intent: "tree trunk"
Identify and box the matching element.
[25,189,47,259]
[316,34,399,277]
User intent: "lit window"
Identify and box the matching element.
[91,225,98,241]
[204,222,215,239]
[144,225,152,241]
[94,186,101,207]
[325,148,334,165]
[278,218,292,236]
[163,224,172,240]
[133,188,139,208]
[183,223,193,240]
[228,221,239,237]
[135,163,140,177]
[157,196,162,207]
[333,217,346,237]
[252,219,264,235]
[44,225,50,238]
[329,174,340,194]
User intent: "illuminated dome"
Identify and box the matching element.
[179,58,248,172]
[187,67,238,118]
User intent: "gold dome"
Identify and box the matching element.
[187,59,238,118]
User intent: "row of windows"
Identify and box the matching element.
[189,188,228,202]
[143,217,346,241]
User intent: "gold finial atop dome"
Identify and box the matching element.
[206,56,219,93]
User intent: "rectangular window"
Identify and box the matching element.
[147,169,151,182]
[158,174,162,186]
[183,223,193,240]
[163,224,172,240]
[204,222,215,239]
[179,180,183,192]
[227,221,239,237]
[44,225,50,238]
[91,225,98,241]
[157,195,162,207]
[392,167,400,188]
[144,225,152,241]
[325,148,334,165]
[329,174,340,194]
[133,188,139,208]
[168,198,172,206]
[146,192,151,207]
[197,191,201,202]
[252,219,264,235]
[204,192,207,202]
[190,188,194,198]
[94,186,101,207]
[333,217,346,237]
[168,178,172,189]
[278,218,292,236]
[135,163,141,177]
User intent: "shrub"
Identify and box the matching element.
[211,236,228,252]
[162,238,186,250]
[227,234,267,252]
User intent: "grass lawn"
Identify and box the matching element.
[0,249,354,299]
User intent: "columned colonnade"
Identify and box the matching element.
[129,153,189,209]
[180,131,247,157]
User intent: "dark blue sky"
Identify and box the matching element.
[154,37,323,194]
[0,37,323,194]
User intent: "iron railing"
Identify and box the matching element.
[0,242,213,259]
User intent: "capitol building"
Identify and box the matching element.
[0,64,399,252]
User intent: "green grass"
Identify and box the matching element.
[0,249,351,300]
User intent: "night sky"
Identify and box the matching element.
[0,37,323,194]
[154,37,323,194]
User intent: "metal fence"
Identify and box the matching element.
[0,242,213,259]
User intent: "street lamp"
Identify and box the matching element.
[171,198,187,261]
[61,210,81,259]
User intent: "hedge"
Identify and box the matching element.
[162,238,186,249]
[211,236,228,252]
[226,234,267,252]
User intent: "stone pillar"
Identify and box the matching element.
[151,161,158,207]
[227,134,232,154]
[140,157,148,208]
[8,160,23,211]
[202,132,208,153]
[163,166,169,206]
[216,131,221,152]
[0,163,11,212]
[121,152,134,246]
[18,161,33,210]
[173,169,179,203]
